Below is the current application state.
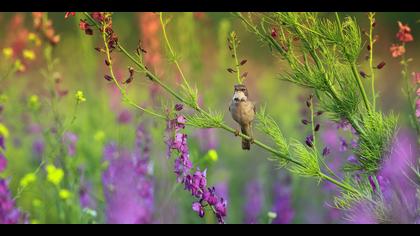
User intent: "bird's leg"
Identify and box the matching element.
[234,129,240,136]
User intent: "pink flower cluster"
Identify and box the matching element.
[413,73,420,119]
[166,104,227,223]
[390,21,414,58]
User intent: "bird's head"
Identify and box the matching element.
[233,84,249,103]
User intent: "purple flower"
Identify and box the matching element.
[322,146,330,156]
[165,112,227,223]
[214,199,227,223]
[192,202,205,217]
[202,187,218,206]
[63,132,78,157]
[337,119,351,131]
[0,153,7,173]
[214,182,229,203]
[271,185,294,224]
[244,180,263,224]
[26,124,42,135]
[339,137,348,152]
[117,109,132,124]
[166,115,192,181]
[416,100,420,118]
[32,139,44,157]
[79,181,96,210]
[102,123,154,224]
[0,136,4,150]
[102,145,154,224]
[175,104,184,111]
[347,155,358,164]
[0,179,26,224]
[194,128,219,151]
[347,130,419,223]
[305,135,314,148]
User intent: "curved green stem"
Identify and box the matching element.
[230,33,242,84]
[351,62,371,113]
[320,173,359,194]
[159,12,192,91]
[368,13,376,111]
[100,20,165,120]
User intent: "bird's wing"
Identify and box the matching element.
[252,101,256,114]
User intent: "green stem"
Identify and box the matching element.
[351,62,371,113]
[159,12,192,91]
[100,21,166,120]
[368,13,376,111]
[401,53,420,140]
[320,173,359,194]
[231,33,242,84]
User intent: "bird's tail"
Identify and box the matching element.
[241,124,252,150]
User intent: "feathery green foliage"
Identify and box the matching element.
[186,109,224,129]
[289,140,321,179]
[256,106,289,156]
[346,112,398,174]
[237,12,398,176]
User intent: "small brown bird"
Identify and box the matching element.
[229,84,256,150]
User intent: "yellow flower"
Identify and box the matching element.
[23,49,36,61]
[2,47,13,58]
[46,164,64,186]
[31,219,40,224]
[28,33,41,47]
[20,173,37,187]
[32,199,42,207]
[94,130,106,142]
[206,149,218,162]
[0,94,8,103]
[75,90,86,103]
[0,123,9,138]
[14,59,26,72]
[59,189,71,200]
[28,95,40,111]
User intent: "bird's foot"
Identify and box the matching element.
[249,137,255,144]
[234,129,240,136]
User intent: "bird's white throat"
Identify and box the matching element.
[232,91,247,102]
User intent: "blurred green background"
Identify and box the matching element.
[0,12,419,224]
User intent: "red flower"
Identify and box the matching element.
[65,12,76,19]
[396,21,414,43]
[271,28,278,38]
[79,19,93,35]
[91,12,105,22]
[413,72,420,85]
[390,44,406,58]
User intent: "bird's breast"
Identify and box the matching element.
[231,101,254,124]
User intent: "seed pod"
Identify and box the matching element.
[104,75,113,81]
[314,124,320,132]
[322,147,330,156]
[376,61,386,69]
[227,68,236,73]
